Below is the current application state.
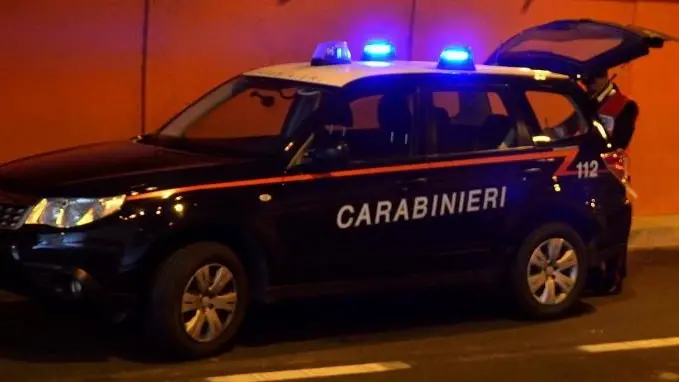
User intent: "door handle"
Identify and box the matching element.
[398,177,428,186]
[521,161,543,173]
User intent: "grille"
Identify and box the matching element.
[0,204,28,230]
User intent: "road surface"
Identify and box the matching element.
[1,249,678,382]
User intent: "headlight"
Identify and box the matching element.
[24,195,126,229]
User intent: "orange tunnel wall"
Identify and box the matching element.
[0,0,677,215]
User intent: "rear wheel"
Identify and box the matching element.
[508,223,588,319]
[145,242,249,359]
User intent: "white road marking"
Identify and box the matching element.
[577,337,679,353]
[205,362,411,382]
[658,372,679,381]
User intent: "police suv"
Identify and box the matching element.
[0,19,672,358]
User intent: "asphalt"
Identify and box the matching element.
[1,248,679,382]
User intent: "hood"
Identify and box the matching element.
[0,140,259,197]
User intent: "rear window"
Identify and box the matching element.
[525,91,588,141]
[503,23,626,62]
[508,37,622,61]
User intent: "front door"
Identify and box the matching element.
[273,76,424,285]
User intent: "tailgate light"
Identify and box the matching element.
[601,150,637,200]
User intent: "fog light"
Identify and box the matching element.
[10,244,19,260]
[70,279,83,296]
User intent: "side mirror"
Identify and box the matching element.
[307,142,350,169]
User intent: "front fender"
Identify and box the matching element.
[121,195,280,300]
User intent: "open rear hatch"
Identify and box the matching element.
[486,19,677,151]
[487,19,677,199]
[485,19,677,80]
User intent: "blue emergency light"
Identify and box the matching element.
[361,40,396,61]
[437,45,475,71]
[311,41,352,66]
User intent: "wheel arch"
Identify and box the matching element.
[499,200,601,264]
[137,220,272,303]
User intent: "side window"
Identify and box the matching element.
[525,91,588,141]
[433,91,508,119]
[349,96,381,130]
[302,92,414,164]
[432,90,520,154]
[488,93,509,116]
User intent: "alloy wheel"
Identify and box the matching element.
[526,238,579,305]
[181,263,238,343]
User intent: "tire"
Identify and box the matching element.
[145,242,250,360]
[508,222,588,320]
[588,251,626,296]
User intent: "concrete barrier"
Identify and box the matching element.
[630,215,679,250]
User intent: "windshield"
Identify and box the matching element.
[149,75,326,156]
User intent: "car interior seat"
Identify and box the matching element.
[295,95,355,163]
[377,94,413,155]
[477,114,518,150]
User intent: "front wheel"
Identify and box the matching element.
[145,242,249,359]
[508,223,588,320]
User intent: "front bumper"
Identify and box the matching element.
[0,218,152,312]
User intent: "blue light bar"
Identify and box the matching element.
[441,49,470,62]
[437,45,475,70]
[361,40,396,61]
[311,41,352,66]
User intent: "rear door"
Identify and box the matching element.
[486,19,676,79]
[412,74,553,275]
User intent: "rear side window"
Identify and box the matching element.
[525,91,588,141]
[431,90,523,154]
